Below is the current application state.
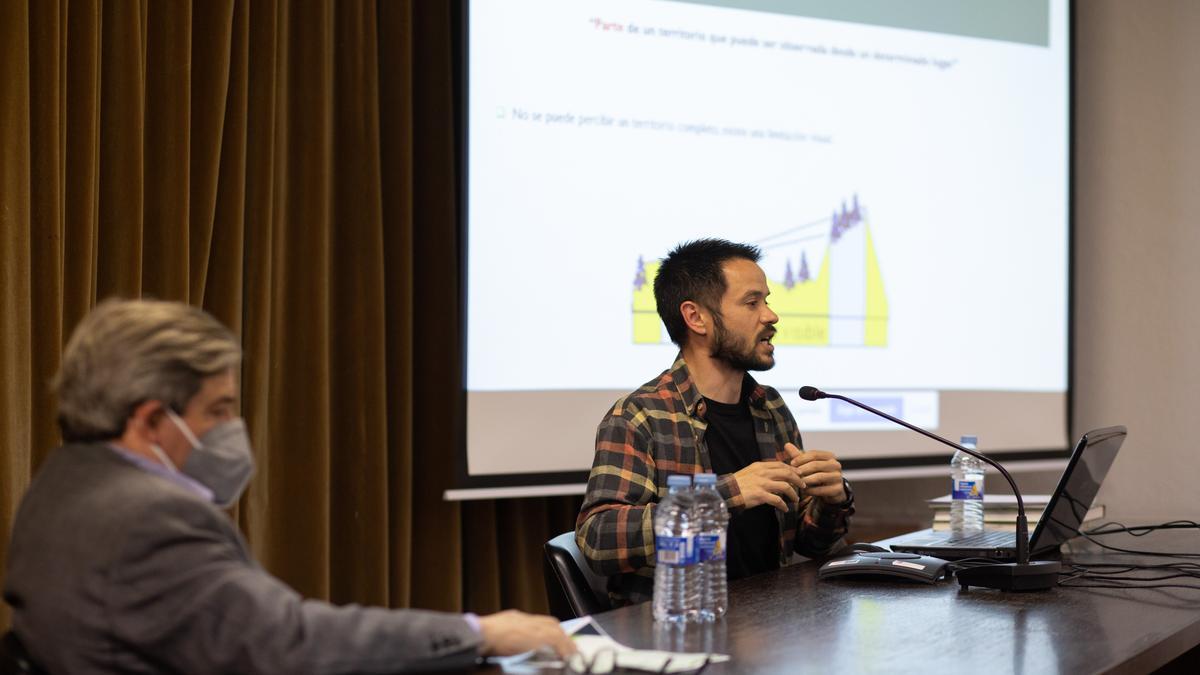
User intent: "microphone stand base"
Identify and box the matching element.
[955,560,1061,591]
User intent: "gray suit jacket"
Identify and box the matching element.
[2,443,481,674]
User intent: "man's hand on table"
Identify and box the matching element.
[477,609,577,659]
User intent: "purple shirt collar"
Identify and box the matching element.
[107,443,215,503]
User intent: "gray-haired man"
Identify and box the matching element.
[3,299,573,673]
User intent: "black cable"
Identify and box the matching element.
[1074,572,1199,582]
[1061,561,1200,573]
[1055,557,1200,593]
[1075,530,1200,558]
[1057,581,1200,591]
[1084,520,1200,536]
[1059,518,1200,558]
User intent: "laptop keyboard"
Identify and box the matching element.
[941,530,1015,546]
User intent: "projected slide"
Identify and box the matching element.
[633,195,889,347]
[464,0,1071,484]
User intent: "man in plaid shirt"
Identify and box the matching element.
[576,239,855,605]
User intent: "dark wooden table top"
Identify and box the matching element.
[481,532,1200,674]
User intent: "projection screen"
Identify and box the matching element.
[458,0,1072,496]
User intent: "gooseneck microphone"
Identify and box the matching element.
[799,385,1061,591]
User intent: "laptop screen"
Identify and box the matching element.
[1030,426,1126,552]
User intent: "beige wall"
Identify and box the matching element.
[852,1,1200,530]
[1074,0,1200,520]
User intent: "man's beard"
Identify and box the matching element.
[710,313,775,372]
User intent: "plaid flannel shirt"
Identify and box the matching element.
[576,355,854,605]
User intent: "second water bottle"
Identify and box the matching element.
[653,475,699,622]
[693,473,728,620]
[950,435,986,534]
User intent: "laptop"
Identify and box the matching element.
[884,426,1126,560]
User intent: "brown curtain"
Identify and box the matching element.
[0,0,582,631]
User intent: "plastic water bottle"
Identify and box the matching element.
[653,475,699,623]
[692,473,728,621]
[950,435,985,534]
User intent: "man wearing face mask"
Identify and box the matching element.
[2,299,574,673]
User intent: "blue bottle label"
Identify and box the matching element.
[952,480,983,500]
[656,535,697,566]
[698,533,726,562]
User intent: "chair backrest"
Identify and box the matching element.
[0,632,45,675]
[543,531,613,621]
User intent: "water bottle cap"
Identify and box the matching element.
[960,435,978,446]
[694,473,717,486]
[667,475,692,487]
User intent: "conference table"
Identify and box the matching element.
[475,531,1200,674]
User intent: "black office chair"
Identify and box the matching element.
[0,632,44,675]
[543,531,613,621]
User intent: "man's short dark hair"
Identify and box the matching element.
[653,238,762,346]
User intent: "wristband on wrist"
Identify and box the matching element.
[828,477,854,508]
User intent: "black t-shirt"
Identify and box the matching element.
[703,392,780,580]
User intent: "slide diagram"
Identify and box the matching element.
[632,195,888,347]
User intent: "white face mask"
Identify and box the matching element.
[163,409,257,508]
